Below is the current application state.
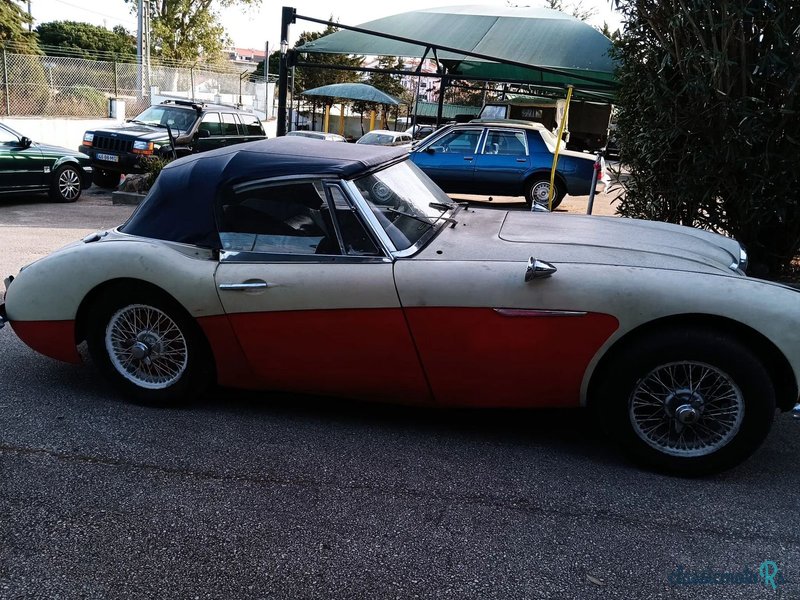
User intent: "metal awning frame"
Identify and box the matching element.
[276,7,617,135]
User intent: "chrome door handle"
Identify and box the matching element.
[219,281,270,291]
[516,158,527,162]
[463,156,474,161]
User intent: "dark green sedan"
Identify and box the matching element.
[0,122,93,202]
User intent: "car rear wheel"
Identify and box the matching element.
[93,169,120,189]
[87,287,213,405]
[525,177,564,210]
[50,164,82,203]
[594,329,775,475]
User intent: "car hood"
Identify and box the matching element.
[92,124,185,141]
[34,142,89,159]
[420,208,744,275]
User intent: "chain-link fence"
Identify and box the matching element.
[0,49,271,118]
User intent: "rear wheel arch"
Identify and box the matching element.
[587,313,798,412]
[75,278,211,353]
[76,278,216,403]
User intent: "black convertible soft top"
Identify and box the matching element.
[119,137,407,248]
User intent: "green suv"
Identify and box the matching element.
[0,122,93,202]
[80,100,267,188]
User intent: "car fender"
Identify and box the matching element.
[5,236,223,324]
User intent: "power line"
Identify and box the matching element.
[47,0,139,28]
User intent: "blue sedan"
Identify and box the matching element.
[409,120,598,209]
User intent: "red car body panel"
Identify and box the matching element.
[224,308,434,404]
[10,320,81,364]
[404,308,619,407]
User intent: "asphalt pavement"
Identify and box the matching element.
[0,189,798,599]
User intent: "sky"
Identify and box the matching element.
[29,0,623,52]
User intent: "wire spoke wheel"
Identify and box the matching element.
[628,361,745,458]
[104,304,189,390]
[58,167,81,201]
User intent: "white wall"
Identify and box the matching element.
[1,116,126,151]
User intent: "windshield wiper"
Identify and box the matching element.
[388,207,435,227]
[429,201,457,211]
[388,207,457,228]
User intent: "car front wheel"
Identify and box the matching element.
[525,177,564,210]
[87,287,213,405]
[594,329,776,475]
[93,169,120,189]
[50,164,82,203]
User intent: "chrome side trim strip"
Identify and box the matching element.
[493,308,588,318]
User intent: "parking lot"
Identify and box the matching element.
[1,189,798,599]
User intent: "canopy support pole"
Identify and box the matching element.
[548,85,573,211]
[437,74,448,126]
[277,6,296,137]
[324,105,331,132]
[339,103,346,136]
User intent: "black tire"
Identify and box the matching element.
[49,164,83,203]
[525,177,565,210]
[593,329,775,476]
[93,169,120,189]
[86,285,214,406]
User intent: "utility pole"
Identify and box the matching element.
[137,0,144,96]
[264,41,270,118]
[137,0,151,98]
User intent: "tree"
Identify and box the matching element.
[36,21,136,60]
[611,1,800,275]
[543,0,597,21]
[293,21,363,91]
[252,50,280,78]
[0,0,39,53]
[128,0,260,64]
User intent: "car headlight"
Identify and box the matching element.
[132,140,154,155]
[83,132,94,144]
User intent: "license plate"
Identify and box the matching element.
[96,153,119,163]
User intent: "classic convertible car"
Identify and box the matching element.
[2,138,799,475]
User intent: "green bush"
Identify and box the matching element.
[611,1,800,276]
[46,84,107,116]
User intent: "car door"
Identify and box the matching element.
[235,113,266,143]
[410,128,483,192]
[472,128,530,195]
[194,112,224,153]
[213,178,431,404]
[219,112,242,148]
[0,125,44,191]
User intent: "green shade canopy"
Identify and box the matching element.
[301,82,401,105]
[299,5,617,96]
[413,101,481,119]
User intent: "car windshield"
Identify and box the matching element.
[352,160,455,251]
[132,106,197,132]
[358,133,394,145]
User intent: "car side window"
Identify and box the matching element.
[326,186,382,257]
[221,113,239,136]
[199,112,222,136]
[431,130,481,154]
[0,126,19,144]
[483,130,528,156]
[218,181,341,256]
[240,114,265,136]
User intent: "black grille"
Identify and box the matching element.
[94,136,134,153]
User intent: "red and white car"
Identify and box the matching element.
[2,137,799,474]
